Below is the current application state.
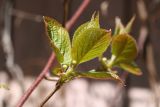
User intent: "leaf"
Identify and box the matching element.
[120,62,142,76]
[72,12,100,44]
[72,28,112,64]
[114,16,135,35]
[77,70,122,82]
[125,15,136,33]
[43,16,71,65]
[114,17,125,35]
[111,34,137,64]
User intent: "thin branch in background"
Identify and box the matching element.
[138,26,148,52]
[137,0,159,106]
[100,1,109,16]
[11,9,42,27]
[1,0,25,92]
[12,9,42,22]
[137,0,148,53]
[146,44,160,107]
[137,0,148,22]
[16,0,90,106]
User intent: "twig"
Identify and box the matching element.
[16,53,55,107]
[65,0,90,30]
[44,75,59,81]
[12,9,42,22]
[16,0,90,106]
[39,82,62,107]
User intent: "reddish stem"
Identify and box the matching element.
[16,0,90,107]
[16,53,55,107]
[65,0,90,30]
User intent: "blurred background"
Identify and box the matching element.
[0,0,160,107]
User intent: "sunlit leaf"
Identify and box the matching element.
[120,62,142,75]
[43,16,71,65]
[111,34,137,64]
[76,70,122,82]
[72,12,100,44]
[72,28,111,64]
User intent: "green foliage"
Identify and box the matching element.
[125,15,135,33]
[114,16,135,35]
[111,34,137,64]
[43,16,72,65]
[43,13,142,89]
[72,28,111,64]
[72,12,100,42]
[106,16,141,75]
[76,70,122,82]
[119,62,142,75]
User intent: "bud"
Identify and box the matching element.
[72,60,77,65]
[102,57,107,61]
[62,65,68,69]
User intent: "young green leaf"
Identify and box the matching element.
[76,70,122,82]
[111,34,137,65]
[125,15,135,33]
[114,17,125,35]
[72,28,111,64]
[43,16,71,65]
[119,62,142,76]
[72,12,100,44]
[114,16,135,35]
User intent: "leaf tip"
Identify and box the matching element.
[43,16,51,27]
[136,70,143,76]
[91,11,99,21]
[43,16,49,23]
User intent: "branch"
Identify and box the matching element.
[16,0,90,107]
[16,53,55,107]
[146,44,160,107]
[65,0,90,30]
[39,82,62,107]
[12,9,42,22]
[137,0,159,106]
